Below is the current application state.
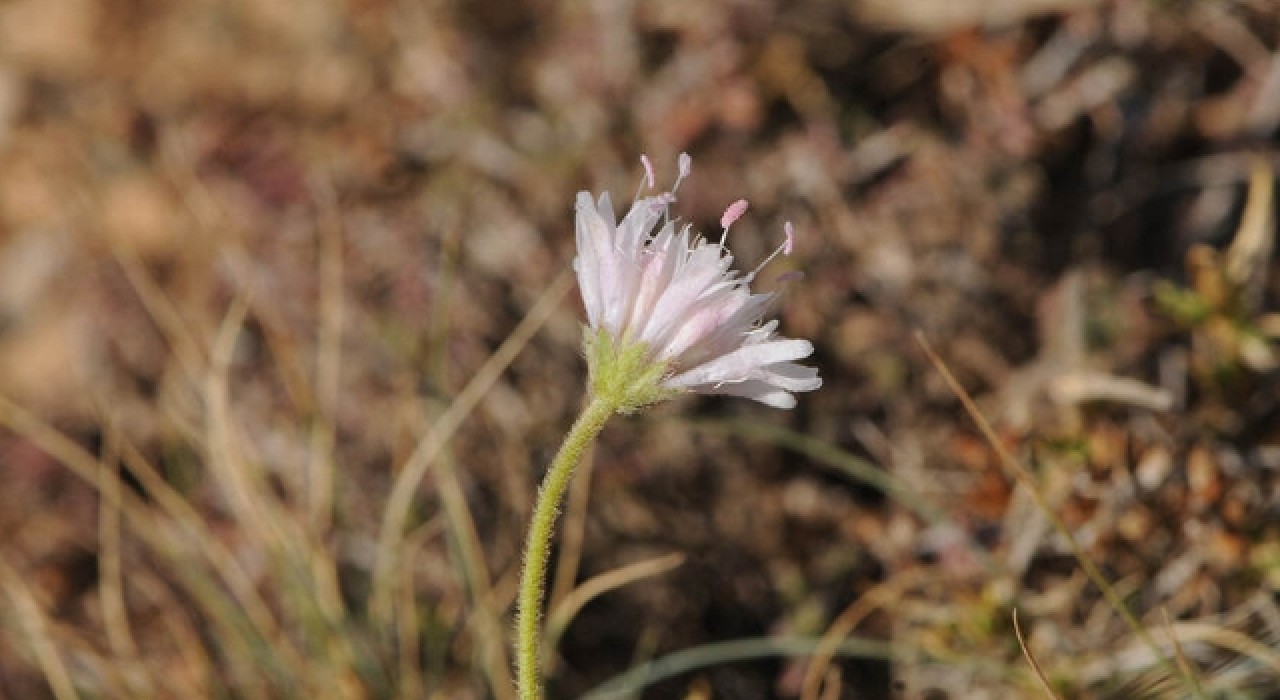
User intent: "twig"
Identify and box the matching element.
[0,557,80,700]
[543,552,686,671]
[309,174,345,536]
[438,451,517,700]
[1013,609,1063,700]
[1162,608,1206,696]
[97,426,139,661]
[801,570,925,700]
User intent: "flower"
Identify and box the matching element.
[573,153,821,410]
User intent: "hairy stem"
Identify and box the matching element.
[515,395,617,700]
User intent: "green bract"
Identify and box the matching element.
[585,328,680,413]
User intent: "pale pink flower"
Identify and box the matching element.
[573,153,820,409]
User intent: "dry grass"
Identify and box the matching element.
[2,1,1280,698]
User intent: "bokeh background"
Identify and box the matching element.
[2,0,1280,698]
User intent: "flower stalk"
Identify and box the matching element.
[515,330,677,699]
[514,393,616,700]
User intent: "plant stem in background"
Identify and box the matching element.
[514,395,617,700]
[368,271,574,625]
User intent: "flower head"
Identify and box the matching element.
[573,153,820,410]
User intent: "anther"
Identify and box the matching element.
[673,152,692,192]
[747,222,795,281]
[721,198,749,229]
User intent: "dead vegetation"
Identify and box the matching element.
[1,0,1280,698]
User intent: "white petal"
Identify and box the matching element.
[665,339,814,388]
[597,192,616,229]
[668,292,774,367]
[657,301,732,361]
[623,236,681,338]
[577,193,634,334]
[693,379,797,409]
[594,191,631,332]
[617,196,665,252]
[752,362,822,392]
[574,191,610,327]
[601,258,638,335]
[639,248,734,349]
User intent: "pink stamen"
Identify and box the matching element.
[640,154,655,189]
[747,225,795,281]
[673,152,692,192]
[720,199,749,230]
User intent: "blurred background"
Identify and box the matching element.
[2,0,1280,698]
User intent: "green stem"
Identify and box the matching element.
[515,395,617,700]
